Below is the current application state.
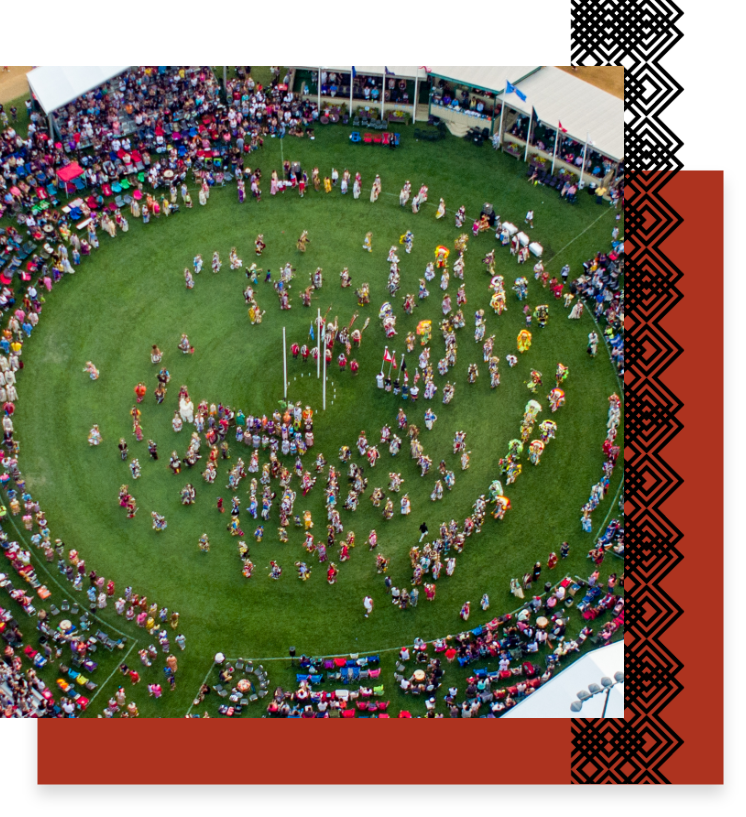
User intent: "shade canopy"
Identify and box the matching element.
[500,66,624,161]
[56,162,84,183]
[427,66,541,94]
[28,66,130,114]
[295,66,428,81]
[501,641,624,718]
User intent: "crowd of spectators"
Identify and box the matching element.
[1,67,624,718]
[1,66,319,227]
[225,71,318,138]
[510,115,621,187]
[571,244,625,376]
[256,570,622,718]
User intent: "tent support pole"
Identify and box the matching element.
[551,126,559,174]
[580,133,589,186]
[381,68,385,120]
[498,84,507,147]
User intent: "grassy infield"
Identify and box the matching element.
[3,75,623,717]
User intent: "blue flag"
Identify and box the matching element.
[309,323,315,341]
[385,67,394,76]
[506,81,527,103]
[351,66,357,78]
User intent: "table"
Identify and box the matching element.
[413,670,426,682]
[536,616,549,629]
[163,169,175,181]
[59,619,72,632]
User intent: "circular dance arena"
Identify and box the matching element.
[3,97,623,718]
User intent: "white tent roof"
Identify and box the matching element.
[427,66,540,93]
[501,66,624,161]
[28,66,130,114]
[297,66,429,81]
[501,641,624,718]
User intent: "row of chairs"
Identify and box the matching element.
[349,131,400,147]
[414,127,445,142]
[352,116,388,130]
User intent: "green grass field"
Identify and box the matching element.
[5,114,623,717]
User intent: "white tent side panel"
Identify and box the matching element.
[27,66,130,114]
[427,66,540,93]
[501,640,624,718]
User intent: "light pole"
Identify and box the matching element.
[570,671,624,716]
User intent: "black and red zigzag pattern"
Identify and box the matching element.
[570,0,685,784]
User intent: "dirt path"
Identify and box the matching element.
[0,66,33,105]
[556,66,624,100]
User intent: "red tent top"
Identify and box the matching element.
[57,162,84,182]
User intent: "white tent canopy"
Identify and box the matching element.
[500,66,624,161]
[501,641,624,718]
[27,66,130,115]
[428,66,540,94]
[296,66,428,81]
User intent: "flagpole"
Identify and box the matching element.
[387,351,395,379]
[524,111,532,163]
[580,132,589,186]
[318,67,322,112]
[349,67,353,118]
[322,327,327,410]
[316,308,321,379]
[282,326,288,400]
[551,125,559,174]
[498,82,507,147]
[381,346,387,375]
[381,68,385,120]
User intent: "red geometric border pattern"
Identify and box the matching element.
[570,0,685,783]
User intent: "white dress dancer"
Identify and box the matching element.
[179,397,194,424]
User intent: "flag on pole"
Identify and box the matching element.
[588,136,595,146]
[391,354,397,370]
[351,67,357,78]
[558,121,568,133]
[401,357,408,383]
[309,323,315,341]
[385,67,394,76]
[383,347,393,363]
[506,81,527,102]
